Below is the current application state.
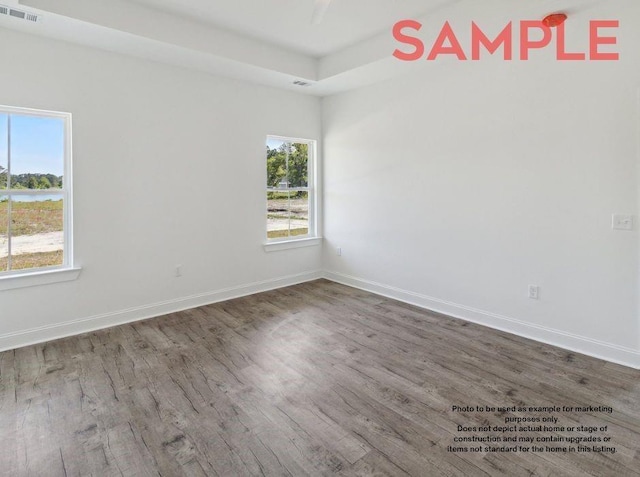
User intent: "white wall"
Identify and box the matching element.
[1,5,640,369]
[0,28,322,348]
[323,12,640,366]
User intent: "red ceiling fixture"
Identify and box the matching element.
[542,13,568,27]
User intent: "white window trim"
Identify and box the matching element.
[264,135,321,251]
[0,266,81,291]
[263,237,323,253]
[0,104,80,289]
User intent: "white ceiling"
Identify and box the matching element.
[127,0,442,57]
[9,0,637,96]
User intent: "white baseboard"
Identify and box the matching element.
[0,270,323,353]
[323,271,640,370]
[3,268,638,370]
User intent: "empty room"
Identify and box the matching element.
[0,0,639,475]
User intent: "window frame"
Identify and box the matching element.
[265,135,319,248]
[0,104,76,286]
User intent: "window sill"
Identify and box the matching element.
[0,267,82,292]
[263,237,323,253]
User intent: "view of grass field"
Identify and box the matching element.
[0,200,63,235]
[267,229,309,239]
[267,192,309,239]
[0,199,64,271]
[0,250,63,271]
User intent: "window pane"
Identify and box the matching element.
[9,195,64,270]
[267,190,291,239]
[10,114,64,190]
[0,114,7,190]
[0,195,7,272]
[266,136,314,242]
[290,191,309,237]
[266,139,287,188]
[287,143,308,188]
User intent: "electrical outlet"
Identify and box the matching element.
[528,285,540,300]
[175,265,183,278]
[337,247,342,256]
[612,214,633,231]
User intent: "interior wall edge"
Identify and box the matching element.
[0,269,323,353]
[323,270,640,370]
[636,84,640,353]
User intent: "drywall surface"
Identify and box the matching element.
[0,28,322,347]
[323,11,640,364]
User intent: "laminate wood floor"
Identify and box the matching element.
[1,279,639,476]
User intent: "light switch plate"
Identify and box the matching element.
[612,214,633,231]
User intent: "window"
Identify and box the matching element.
[266,136,316,242]
[0,105,73,277]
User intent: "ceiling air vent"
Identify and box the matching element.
[0,5,39,22]
[293,80,312,87]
